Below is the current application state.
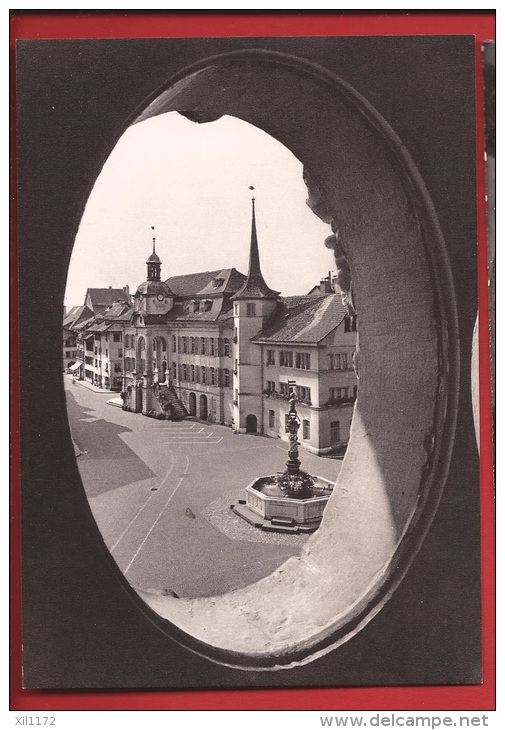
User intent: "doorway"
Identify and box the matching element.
[245,414,258,434]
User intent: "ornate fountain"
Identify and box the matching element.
[233,390,333,534]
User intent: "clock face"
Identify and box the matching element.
[157,293,164,302]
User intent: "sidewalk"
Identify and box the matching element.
[67,374,114,395]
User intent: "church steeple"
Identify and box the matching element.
[146,226,161,281]
[232,194,279,301]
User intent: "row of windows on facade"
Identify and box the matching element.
[265,350,311,369]
[124,357,232,388]
[266,350,353,371]
[265,382,312,401]
[92,347,123,358]
[266,411,341,442]
[123,334,232,358]
[265,383,357,403]
[175,363,232,387]
[87,358,122,373]
[93,332,122,343]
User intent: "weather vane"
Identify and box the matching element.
[151,225,156,254]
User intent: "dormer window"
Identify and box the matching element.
[212,277,224,289]
[202,299,212,312]
[190,300,199,313]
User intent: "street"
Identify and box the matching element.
[65,377,342,598]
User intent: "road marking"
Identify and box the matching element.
[160,427,206,434]
[124,455,190,575]
[163,437,223,445]
[110,450,175,552]
[144,421,199,431]
[162,430,214,440]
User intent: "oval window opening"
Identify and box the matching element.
[64,52,458,670]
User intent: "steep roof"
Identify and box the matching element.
[165,268,245,297]
[253,294,348,344]
[63,304,94,329]
[231,199,279,301]
[102,302,132,323]
[85,287,128,309]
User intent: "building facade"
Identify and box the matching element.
[67,202,358,454]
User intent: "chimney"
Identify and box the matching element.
[320,275,333,294]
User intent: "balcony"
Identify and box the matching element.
[325,396,356,408]
[262,390,312,406]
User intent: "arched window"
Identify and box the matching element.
[201,366,206,384]
[172,362,177,380]
[125,357,130,371]
[224,368,230,387]
[210,367,216,385]
[125,335,130,348]
[172,335,177,352]
[131,357,135,371]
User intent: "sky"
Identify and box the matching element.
[65,112,334,308]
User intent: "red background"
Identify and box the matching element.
[10,11,495,712]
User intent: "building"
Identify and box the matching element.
[74,302,131,389]
[68,201,358,454]
[83,286,130,316]
[62,304,94,372]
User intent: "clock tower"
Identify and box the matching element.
[133,229,174,315]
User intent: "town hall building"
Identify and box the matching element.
[69,200,358,455]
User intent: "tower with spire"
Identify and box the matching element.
[231,192,280,433]
[133,227,174,317]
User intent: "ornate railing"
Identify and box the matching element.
[262,390,312,406]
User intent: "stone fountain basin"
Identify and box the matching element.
[245,475,334,524]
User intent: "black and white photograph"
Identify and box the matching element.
[16,33,484,691]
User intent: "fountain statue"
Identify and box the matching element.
[233,389,334,534]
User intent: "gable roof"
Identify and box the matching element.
[85,287,129,309]
[102,302,132,321]
[165,268,246,297]
[63,304,94,329]
[253,294,348,344]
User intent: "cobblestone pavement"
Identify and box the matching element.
[65,377,342,598]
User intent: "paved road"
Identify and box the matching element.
[65,377,342,598]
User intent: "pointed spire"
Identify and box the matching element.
[146,225,161,280]
[232,192,280,301]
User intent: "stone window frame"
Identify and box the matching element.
[92,50,461,674]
